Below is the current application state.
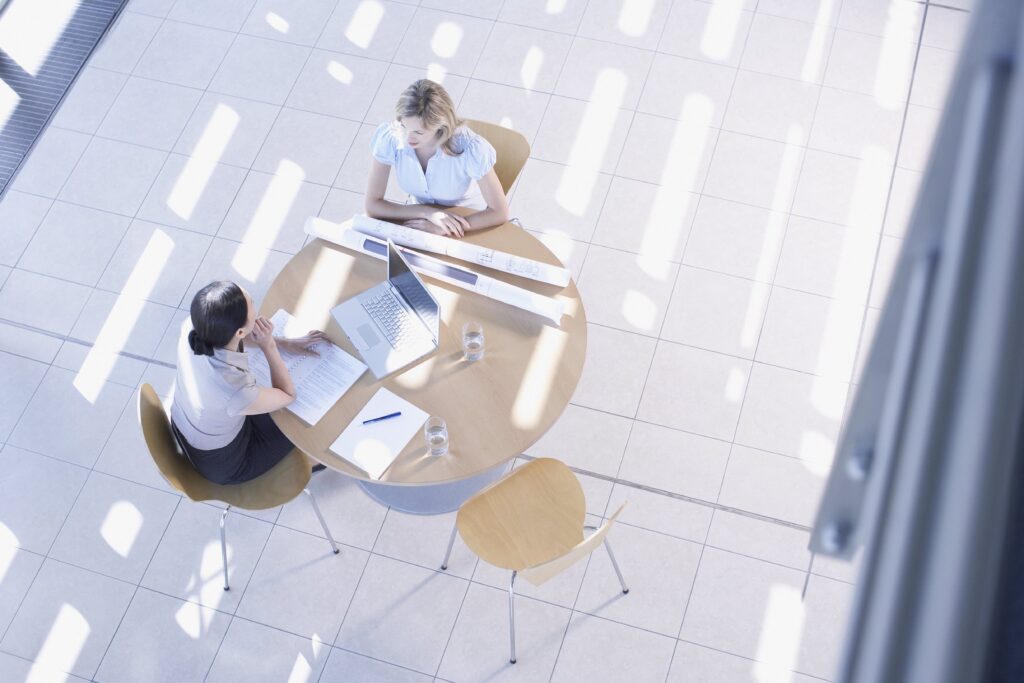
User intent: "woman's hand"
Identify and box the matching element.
[409,210,469,238]
[277,330,330,357]
[249,317,277,352]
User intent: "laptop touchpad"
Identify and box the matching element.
[356,323,380,349]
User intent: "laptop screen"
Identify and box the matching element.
[387,240,440,337]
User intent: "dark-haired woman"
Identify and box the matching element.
[170,281,327,485]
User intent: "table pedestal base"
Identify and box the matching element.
[356,461,512,515]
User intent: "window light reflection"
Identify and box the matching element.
[618,0,654,37]
[266,12,289,33]
[430,21,462,59]
[0,0,81,76]
[700,0,742,62]
[753,585,806,682]
[328,60,353,85]
[545,0,567,13]
[169,104,239,221]
[512,326,569,429]
[621,289,656,330]
[520,46,544,91]
[100,500,143,558]
[345,0,383,49]
[28,603,90,680]
[800,0,836,83]
[232,160,304,280]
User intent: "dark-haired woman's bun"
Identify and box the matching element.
[188,329,214,357]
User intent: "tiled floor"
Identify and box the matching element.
[0,0,966,681]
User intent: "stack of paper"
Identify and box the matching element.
[247,309,367,425]
[329,388,429,479]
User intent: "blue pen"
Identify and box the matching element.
[362,411,402,425]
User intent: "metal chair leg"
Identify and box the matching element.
[441,522,458,570]
[603,538,629,594]
[220,506,231,591]
[509,571,518,664]
[304,488,340,554]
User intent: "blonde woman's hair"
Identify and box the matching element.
[395,79,464,156]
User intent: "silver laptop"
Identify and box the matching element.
[332,239,440,379]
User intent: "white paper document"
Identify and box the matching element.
[306,218,566,325]
[329,388,429,479]
[350,214,571,287]
[247,309,367,425]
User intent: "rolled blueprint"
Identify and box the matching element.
[305,218,565,325]
[349,214,571,287]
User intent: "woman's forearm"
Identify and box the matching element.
[264,346,296,398]
[365,197,430,223]
[464,205,510,231]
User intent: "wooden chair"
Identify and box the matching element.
[464,118,531,196]
[137,384,339,590]
[440,458,628,663]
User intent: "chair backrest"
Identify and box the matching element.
[137,384,311,510]
[457,458,585,570]
[520,502,627,586]
[464,118,531,196]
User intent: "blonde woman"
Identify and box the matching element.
[365,79,510,237]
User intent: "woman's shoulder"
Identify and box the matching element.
[370,121,402,162]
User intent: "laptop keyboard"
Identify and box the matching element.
[361,291,423,350]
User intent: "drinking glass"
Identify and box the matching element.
[424,416,449,456]
[462,321,485,361]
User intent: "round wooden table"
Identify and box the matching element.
[260,221,587,513]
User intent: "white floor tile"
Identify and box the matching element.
[218,170,330,254]
[394,8,493,77]
[658,0,753,67]
[703,131,804,211]
[661,266,771,359]
[275,470,387,551]
[734,363,847,464]
[883,167,922,239]
[638,54,734,128]
[616,113,717,190]
[321,648,432,682]
[0,651,91,683]
[591,177,698,262]
[473,23,572,92]
[372,509,475,578]
[741,13,833,84]
[59,138,168,216]
[606,484,713,544]
[0,270,91,336]
[90,12,162,74]
[98,219,212,307]
[49,471,179,582]
[0,545,43,639]
[458,81,550,145]
[438,583,571,682]
[141,503,272,613]
[792,148,891,231]
[235,524,367,640]
[335,554,467,674]
[511,160,611,242]
[51,68,128,135]
[10,127,90,198]
[532,97,632,175]
[576,523,701,637]
[551,612,676,682]
[774,215,880,302]
[133,20,236,90]
[824,29,915,106]
[679,546,805,661]
[706,510,811,571]
[242,0,338,46]
[253,108,359,185]
[811,549,862,585]
[759,0,841,25]
[718,445,827,526]
[210,36,312,105]
[556,38,653,110]
[570,324,655,417]
[910,45,958,110]
[94,587,230,683]
[0,192,52,267]
[498,0,588,34]
[207,617,330,682]
[577,245,678,336]
[97,77,203,152]
[809,87,902,163]
[796,574,855,680]
[868,235,902,309]
[174,92,281,169]
[0,323,63,364]
[52,342,148,390]
[169,0,256,31]
[837,0,923,40]
[616,420,731,502]
[287,50,390,121]
[683,197,788,282]
[637,342,751,441]
[318,188,366,223]
[1,559,135,680]
[18,202,131,286]
[137,154,248,235]
[724,70,819,146]
[577,0,674,50]
[318,0,417,62]
[0,352,47,443]
[667,640,821,683]
[922,6,970,51]
[0,446,89,555]
[897,104,940,172]
[526,403,632,478]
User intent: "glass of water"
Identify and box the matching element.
[462,321,485,361]
[424,416,449,456]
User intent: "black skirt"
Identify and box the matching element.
[172,414,293,485]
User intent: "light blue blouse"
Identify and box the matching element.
[370,122,497,210]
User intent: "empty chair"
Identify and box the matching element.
[464,118,531,196]
[137,384,339,590]
[441,457,629,663]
